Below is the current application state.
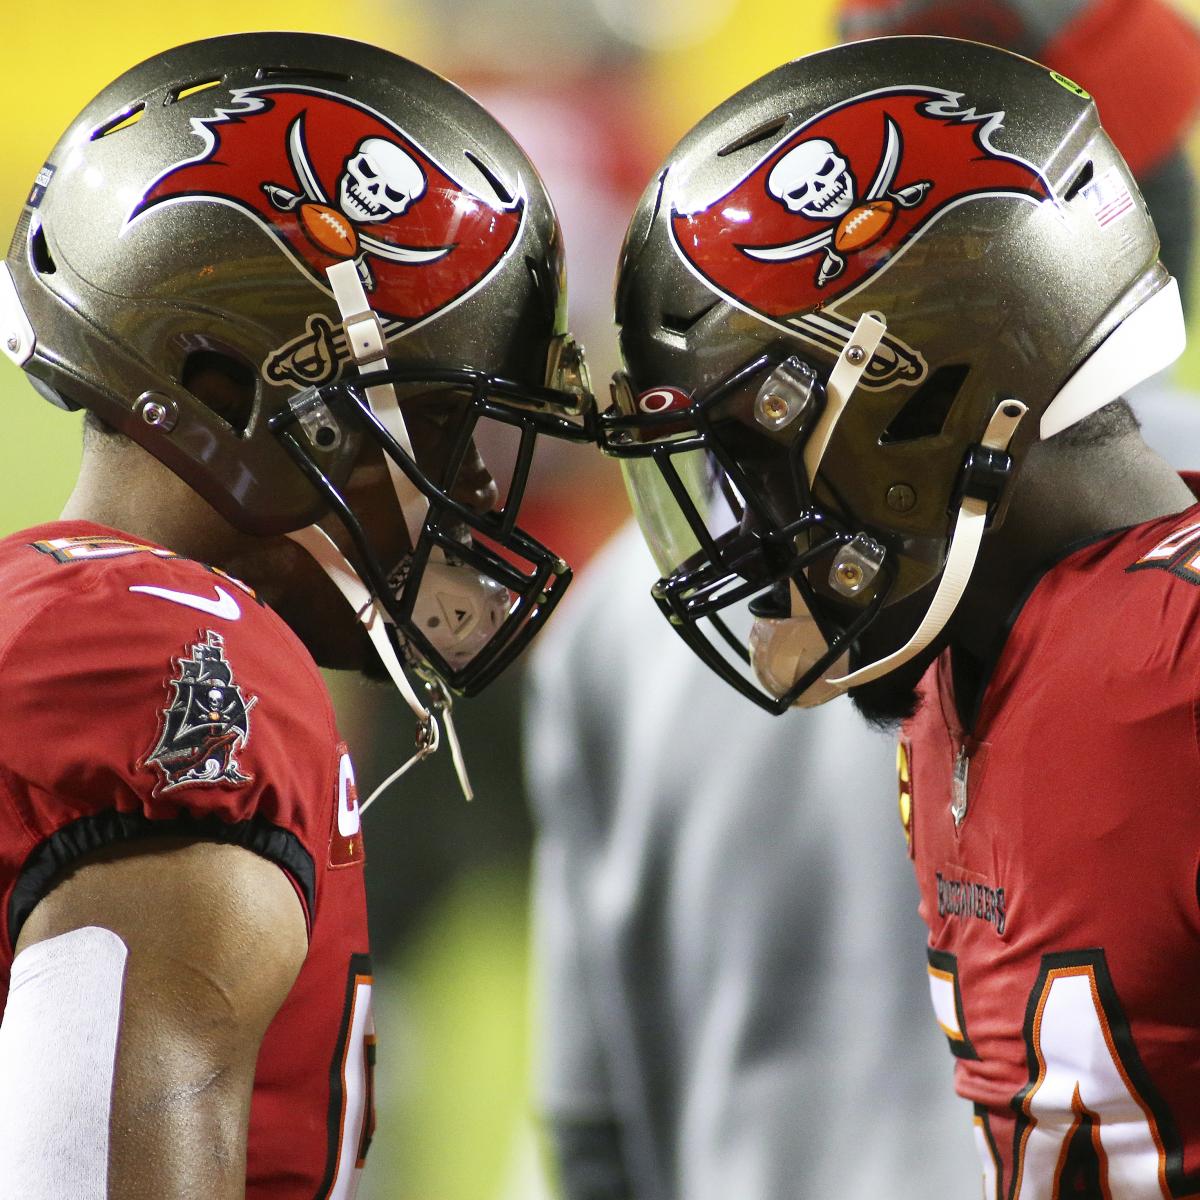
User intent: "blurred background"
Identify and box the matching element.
[2,3,1199,1196]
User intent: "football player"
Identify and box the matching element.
[602,35,1200,1197]
[0,31,591,1199]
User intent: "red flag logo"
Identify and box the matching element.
[132,87,523,381]
[672,87,1051,322]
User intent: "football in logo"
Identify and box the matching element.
[671,87,1052,322]
[834,199,896,253]
[299,203,358,258]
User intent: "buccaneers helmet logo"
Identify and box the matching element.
[672,86,1051,331]
[131,87,524,384]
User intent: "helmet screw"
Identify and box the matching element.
[846,344,866,366]
[135,391,178,432]
[5,336,19,354]
[835,561,864,589]
[754,357,816,431]
[886,483,916,513]
[761,394,789,422]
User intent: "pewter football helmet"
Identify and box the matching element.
[603,36,1185,712]
[1,31,593,697]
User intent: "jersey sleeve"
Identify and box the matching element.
[0,553,338,951]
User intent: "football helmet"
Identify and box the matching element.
[0,32,593,724]
[603,36,1186,713]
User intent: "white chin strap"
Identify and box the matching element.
[776,279,1184,703]
[286,524,472,803]
[826,398,1026,691]
[803,312,888,486]
[753,312,1027,706]
[284,262,475,801]
[326,260,430,545]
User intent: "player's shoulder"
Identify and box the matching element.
[0,524,347,950]
[0,519,339,806]
[1037,490,1200,658]
[0,522,311,672]
[1073,493,1200,605]
[1119,498,1200,594]
[0,520,255,606]
[0,520,335,754]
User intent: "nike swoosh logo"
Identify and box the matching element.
[128,583,241,620]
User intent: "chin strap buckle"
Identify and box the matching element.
[952,398,1026,525]
[826,397,1027,693]
[956,445,1014,525]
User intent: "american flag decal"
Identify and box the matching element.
[1081,165,1135,229]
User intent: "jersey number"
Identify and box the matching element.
[967,950,1197,1199]
[318,954,377,1200]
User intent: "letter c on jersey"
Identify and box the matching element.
[338,754,361,838]
[329,746,365,869]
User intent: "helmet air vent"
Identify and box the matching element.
[879,363,969,445]
[255,66,351,83]
[1062,160,1095,203]
[463,150,514,206]
[91,104,145,140]
[524,255,556,321]
[29,223,56,276]
[660,300,719,338]
[718,115,790,158]
[169,79,223,104]
[648,168,667,224]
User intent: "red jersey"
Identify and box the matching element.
[0,521,374,1198]
[903,500,1200,1198]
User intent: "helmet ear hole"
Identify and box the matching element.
[524,255,557,322]
[879,363,969,445]
[181,349,257,435]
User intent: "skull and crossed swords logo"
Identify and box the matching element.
[744,116,932,286]
[263,114,450,291]
[669,87,1053,388]
[133,87,526,387]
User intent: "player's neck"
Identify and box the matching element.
[61,436,237,564]
[952,433,1194,663]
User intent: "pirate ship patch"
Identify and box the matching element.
[144,630,257,795]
